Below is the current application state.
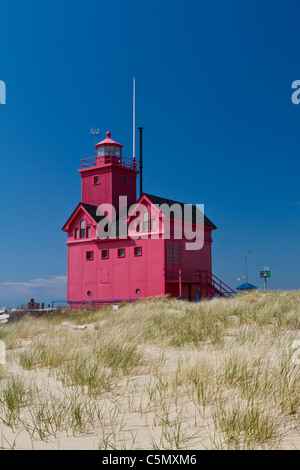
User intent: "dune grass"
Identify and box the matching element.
[0,290,299,449]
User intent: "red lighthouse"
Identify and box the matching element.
[62,131,234,306]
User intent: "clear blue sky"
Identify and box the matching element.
[0,0,299,307]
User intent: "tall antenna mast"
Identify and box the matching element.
[133,77,136,160]
[139,127,143,196]
[90,127,100,149]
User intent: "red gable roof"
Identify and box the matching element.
[62,203,105,232]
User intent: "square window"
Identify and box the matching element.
[94,176,99,184]
[118,248,125,258]
[86,251,94,260]
[102,250,109,259]
[134,247,142,256]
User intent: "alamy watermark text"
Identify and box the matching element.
[0,80,6,104]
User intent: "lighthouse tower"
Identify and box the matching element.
[79,131,139,212]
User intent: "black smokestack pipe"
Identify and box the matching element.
[138,127,143,196]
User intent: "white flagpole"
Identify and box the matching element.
[133,77,136,160]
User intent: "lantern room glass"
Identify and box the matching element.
[97,146,122,157]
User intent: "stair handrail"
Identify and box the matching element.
[201,270,235,296]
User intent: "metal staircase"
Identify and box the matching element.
[199,270,235,298]
[164,268,235,299]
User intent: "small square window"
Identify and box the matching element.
[102,250,109,259]
[86,251,94,260]
[94,176,99,184]
[118,248,125,258]
[121,176,127,185]
[134,247,142,256]
[87,226,91,238]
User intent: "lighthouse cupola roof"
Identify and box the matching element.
[95,131,123,157]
